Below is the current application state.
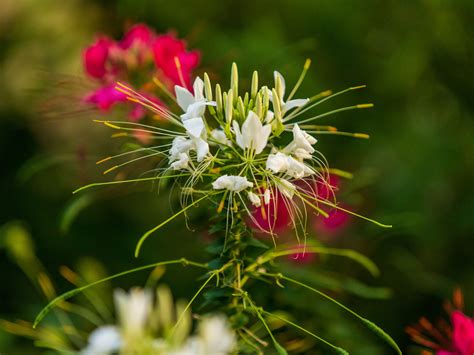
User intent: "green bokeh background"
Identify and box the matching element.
[1,0,473,353]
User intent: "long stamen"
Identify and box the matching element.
[287,58,311,101]
[174,56,187,88]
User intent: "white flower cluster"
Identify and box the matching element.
[81,288,236,355]
[168,68,317,208]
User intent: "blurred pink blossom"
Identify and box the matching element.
[152,34,200,90]
[83,37,114,79]
[82,24,199,119]
[437,311,474,355]
[84,84,127,111]
[249,189,291,234]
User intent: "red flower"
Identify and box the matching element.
[249,189,291,234]
[407,289,474,355]
[84,84,127,111]
[314,205,351,234]
[152,34,200,89]
[83,37,114,79]
[119,24,154,49]
[440,311,474,355]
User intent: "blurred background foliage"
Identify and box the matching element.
[1,0,473,353]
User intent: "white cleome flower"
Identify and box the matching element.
[198,315,236,355]
[233,111,271,154]
[270,71,309,114]
[283,124,317,160]
[247,191,261,207]
[81,326,122,355]
[183,117,209,162]
[277,179,296,199]
[169,136,193,162]
[266,152,290,174]
[212,175,253,192]
[170,152,190,170]
[175,77,216,121]
[266,152,314,179]
[114,288,152,338]
[285,155,314,179]
[210,128,232,146]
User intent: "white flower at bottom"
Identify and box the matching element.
[199,315,236,355]
[247,191,261,207]
[212,175,253,192]
[114,288,152,338]
[81,326,122,355]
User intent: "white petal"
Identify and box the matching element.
[247,191,261,207]
[199,316,236,354]
[170,153,189,170]
[284,98,309,112]
[278,179,296,199]
[264,189,271,205]
[212,175,253,192]
[266,152,289,173]
[286,156,314,179]
[114,288,152,337]
[183,117,205,138]
[194,138,209,162]
[175,85,195,112]
[232,120,244,150]
[81,326,122,355]
[241,111,270,154]
[211,129,231,146]
[169,136,192,161]
[255,124,271,154]
[265,110,275,124]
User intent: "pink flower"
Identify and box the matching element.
[152,34,200,89]
[83,37,114,79]
[84,84,127,111]
[249,189,291,234]
[120,23,154,49]
[314,206,351,234]
[437,311,474,355]
[407,289,474,355]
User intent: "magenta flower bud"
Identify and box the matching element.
[83,37,114,79]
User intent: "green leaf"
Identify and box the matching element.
[274,274,402,354]
[245,237,270,249]
[60,193,95,234]
[274,341,288,355]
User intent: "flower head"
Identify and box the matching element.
[407,288,474,355]
[93,61,380,254]
[83,37,114,79]
[152,34,200,89]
